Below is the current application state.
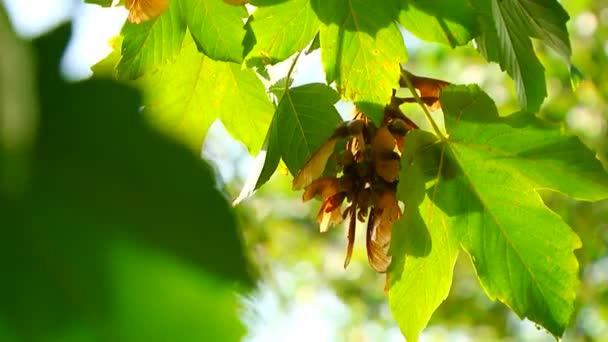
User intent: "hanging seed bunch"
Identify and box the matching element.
[292,68,450,273]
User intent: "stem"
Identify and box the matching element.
[400,74,447,141]
[283,50,303,96]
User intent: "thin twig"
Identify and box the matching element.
[400,74,447,141]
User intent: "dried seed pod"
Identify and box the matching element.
[292,138,337,190]
[371,126,400,182]
[317,192,347,232]
[302,176,344,202]
[399,68,450,111]
[367,190,401,272]
[388,118,409,136]
[290,77,441,276]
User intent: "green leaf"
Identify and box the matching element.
[268,76,294,103]
[116,0,248,80]
[246,0,320,65]
[313,0,407,124]
[185,0,249,63]
[84,0,114,6]
[306,32,320,54]
[138,34,274,152]
[1,24,252,340]
[398,0,478,47]
[433,85,608,336]
[513,0,571,61]
[234,82,342,203]
[569,64,583,90]
[255,114,281,187]
[116,0,186,80]
[233,113,280,204]
[389,130,459,342]
[472,0,571,113]
[276,83,343,175]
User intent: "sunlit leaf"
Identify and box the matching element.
[235,83,342,202]
[117,0,248,79]
[398,0,478,47]
[435,84,608,336]
[389,130,458,342]
[246,0,320,65]
[472,0,571,113]
[137,34,274,152]
[116,0,186,80]
[275,83,343,177]
[313,0,407,124]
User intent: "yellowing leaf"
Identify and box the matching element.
[126,0,170,24]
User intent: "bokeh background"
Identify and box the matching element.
[2,0,607,341]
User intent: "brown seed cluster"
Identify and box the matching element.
[292,69,449,274]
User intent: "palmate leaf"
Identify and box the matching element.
[398,0,478,47]
[390,85,608,340]
[312,0,407,124]
[116,0,248,79]
[276,83,343,175]
[436,85,607,336]
[235,83,343,202]
[117,0,186,79]
[388,130,459,342]
[246,0,321,66]
[136,34,274,152]
[472,0,571,113]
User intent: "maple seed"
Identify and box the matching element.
[399,67,451,111]
[293,109,404,272]
[293,70,450,275]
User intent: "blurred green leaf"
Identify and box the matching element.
[110,244,246,342]
[569,64,583,90]
[398,0,478,47]
[0,23,252,340]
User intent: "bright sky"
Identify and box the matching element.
[3,0,127,80]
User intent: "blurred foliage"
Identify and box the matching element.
[0,8,254,341]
